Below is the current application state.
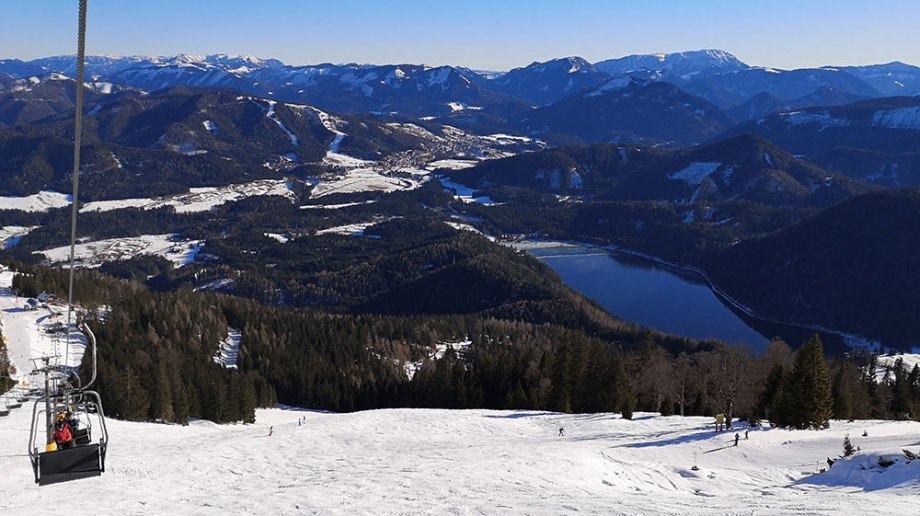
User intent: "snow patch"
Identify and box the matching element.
[872,107,920,130]
[202,119,217,135]
[310,169,422,198]
[782,111,851,131]
[405,339,472,379]
[316,217,394,237]
[425,159,479,171]
[300,200,378,210]
[587,77,632,97]
[80,179,295,214]
[0,226,37,249]
[264,233,290,243]
[0,191,72,213]
[265,100,298,146]
[439,176,500,205]
[213,328,242,369]
[37,234,203,268]
[669,162,721,186]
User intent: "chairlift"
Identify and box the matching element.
[28,324,109,485]
[26,0,109,486]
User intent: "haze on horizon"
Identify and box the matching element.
[3,0,919,71]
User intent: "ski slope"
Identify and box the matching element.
[1,404,919,514]
[2,266,920,514]
[0,267,86,378]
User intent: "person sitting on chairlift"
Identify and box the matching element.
[53,413,75,450]
[65,410,79,432]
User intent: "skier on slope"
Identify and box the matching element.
[734,433,740,447]
[558,427,565,437]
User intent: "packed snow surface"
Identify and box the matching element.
[0,267,86,378]
[1,404,919,514]
[37,234,202,268]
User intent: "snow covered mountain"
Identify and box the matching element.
[2,51,917,130]
[0,55,527,119]
[828,61,920,96]
[0,73,132,129]
[489,56,611,105]
[451,134,868,207]
[717,96,920,159]
[520,78,733,145]
[595,49,749,80]
[682,67,882,108]
[725,86,867,122]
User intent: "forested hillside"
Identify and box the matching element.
[706,189,920,345]
[9,262,920,429]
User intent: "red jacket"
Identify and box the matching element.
[53,423,73,445]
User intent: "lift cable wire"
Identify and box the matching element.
[65,0,88,368]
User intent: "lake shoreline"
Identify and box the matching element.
[508,238,882,352]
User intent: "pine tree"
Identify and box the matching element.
[548,344,571,413]
[760,363,786,420]
[771,335,833,429]
[842,434,855,457]
[890,358,912,420]
[831,363,854,421]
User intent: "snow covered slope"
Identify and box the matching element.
[1,261,919,513]
[1,405,918,514]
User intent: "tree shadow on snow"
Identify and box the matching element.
[483,412,549,419]
[614,428,735,449]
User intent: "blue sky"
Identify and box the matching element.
[3,0,918,70]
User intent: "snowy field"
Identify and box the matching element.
[37,234,202,268]
[0,226,37,249]
[310,169,424,198]
[1,405,919,515]
[2,265,920,514]
[80,179,296,214]
[438,176,500,205]
[0,191,71,213]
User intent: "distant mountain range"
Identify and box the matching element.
[2,50,920,350]
[2,50,919,130]
[448,134,871,208]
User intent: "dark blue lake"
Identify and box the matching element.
[526,244,849,353]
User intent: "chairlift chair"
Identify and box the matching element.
[28,324,109,485]
[24,0,110,487]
